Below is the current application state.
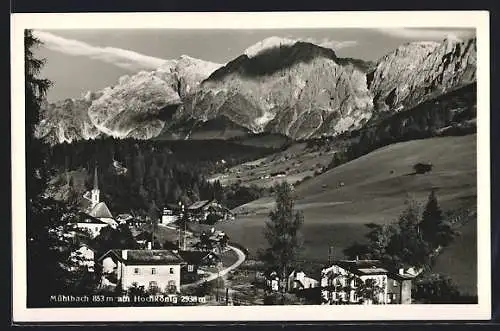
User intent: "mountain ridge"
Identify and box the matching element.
[36,36,477,144]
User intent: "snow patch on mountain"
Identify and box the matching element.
[244,36,298,58]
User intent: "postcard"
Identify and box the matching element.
[11,10,491,322]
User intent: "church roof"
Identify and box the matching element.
[188,200,211,210]
[89,202,113,219]
[77,213,109,225]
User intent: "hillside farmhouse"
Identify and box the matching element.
[187,199,234,223]
[320,259,418,305]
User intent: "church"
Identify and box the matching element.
[74,166,118,238]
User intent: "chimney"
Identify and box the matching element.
[122,250,128,260]
[147,241,152,250]
[399,268,404,275]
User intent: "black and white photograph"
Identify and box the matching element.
[11,11,490,322]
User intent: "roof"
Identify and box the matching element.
[77,213,109,225]
[187,200,211,210]
[134,231,152,241]
[177,250,219,265]
[331,260,390,276]
[125,250,184,265]
[164,203,182,210]
[89,202,114,219]
[116,214,133,221]
[97,249,123,262]
[388,272,416,281]
[99,249,184,265]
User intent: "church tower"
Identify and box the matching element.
[91,166,100,208]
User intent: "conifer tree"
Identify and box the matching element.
[420,190,454,249]
[25,29,52,200]
[263,181,304,291]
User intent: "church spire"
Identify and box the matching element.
[91,164,100,207]
[93,165,99,190]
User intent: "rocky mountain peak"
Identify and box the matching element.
[37,35,477,144]
[368,37,476,111]
[37,55,222,143]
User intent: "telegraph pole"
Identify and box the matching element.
[328,245,334,265]
[183,204,187,250]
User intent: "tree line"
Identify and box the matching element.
[319,83,477,171]
[45,132,277,214]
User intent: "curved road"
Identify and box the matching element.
[158,224,247,288]
[181,245,246,289]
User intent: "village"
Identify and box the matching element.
[59,166,421,306]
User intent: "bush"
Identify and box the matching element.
[413,163,433,174]
[413,273,464,304]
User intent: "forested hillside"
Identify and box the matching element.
[46,138,279,213]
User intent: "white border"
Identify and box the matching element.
[11,11,491,322]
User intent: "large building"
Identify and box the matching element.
[98,249,184,294]
[320,259,418,305]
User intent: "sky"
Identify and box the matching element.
[32,28,475,102]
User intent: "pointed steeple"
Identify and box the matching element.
[93,165,99,190]
[91,164,100,207]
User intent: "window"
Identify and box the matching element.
[393,280,398,287]
[151,268,157,275]
[134,267,140,274]
[149,281,158,292]
[188,265,194,272]
[167,280,176,294]
[170,267,174,274]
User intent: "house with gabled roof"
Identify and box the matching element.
[187,199,234,223]
[177,250,220,283]
[97,249,184,294]
[320,259,418,305]
[288,270,320,292]
[74,213,110,238]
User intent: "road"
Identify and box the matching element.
[181,244,246,289]
[158,223,247,288]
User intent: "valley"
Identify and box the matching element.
[28,30,480,306]
[218,134,477,294]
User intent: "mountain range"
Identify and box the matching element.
[36,36,477,144]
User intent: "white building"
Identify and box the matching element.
[75,166,118,238]
[161,204,181,225]
[288,270,319,292]
[320,260,417,305]
[68,244,95,272]
[98,249,183,294]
